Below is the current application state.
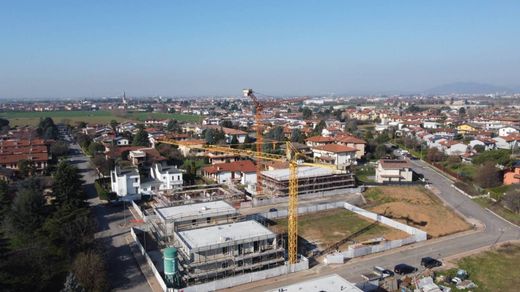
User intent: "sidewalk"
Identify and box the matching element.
[126,235,164,292]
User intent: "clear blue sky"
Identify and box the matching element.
[1,0,519,98]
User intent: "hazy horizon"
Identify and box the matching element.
[1,1,519,98]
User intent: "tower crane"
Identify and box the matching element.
[157,139,338,264]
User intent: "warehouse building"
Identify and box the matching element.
[259,166,356,197]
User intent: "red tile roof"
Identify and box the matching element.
[313,144,357,153]
[203,160,256,174]
[306,136,335,143]
[337,134,366,144]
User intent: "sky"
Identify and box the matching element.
[1,0,520,98]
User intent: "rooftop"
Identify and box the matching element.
[155,200,236,222]
[379,159,412,169]
[261,166,335,181]
[269,274,362,292]
[313,144,357,153]
[177,220,275,252]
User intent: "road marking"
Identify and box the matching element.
[485,208,519,228]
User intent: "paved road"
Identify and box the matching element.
[69,143,150,292]
[224,159,520,291]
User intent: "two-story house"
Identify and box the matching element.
[375,159,413,183]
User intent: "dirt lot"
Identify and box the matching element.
[365,186,470,238]
[269,208,408,249]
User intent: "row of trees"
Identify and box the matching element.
[0,161,108,291]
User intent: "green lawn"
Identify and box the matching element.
[0,110,202,126]
[438,244,520,292]
[355,165,375,183]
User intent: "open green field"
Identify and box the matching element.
[269,208,407,249]
[439,243,520,292]
[0,110,202,127]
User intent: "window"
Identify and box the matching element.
[206,217,211,224]
[222,246,228,254]
[192,219,196,225]
[134,178,138,183]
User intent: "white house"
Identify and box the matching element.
[469,138,496,151]
[312,144,357,170]
[110,166,140,200]
[375,159,413,183]
[114,137,130,146]
[149,162,184,190]
[445,142,469,156]
[423,121,441,129]
[499,126,519,137]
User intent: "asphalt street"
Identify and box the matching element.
[69,143,151,292]
[224,159,520,292]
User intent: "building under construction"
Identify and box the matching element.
[175,220,285,286]
[259,166,356,197]
[151,200,239,244]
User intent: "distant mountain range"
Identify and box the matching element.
[425,82,516,94]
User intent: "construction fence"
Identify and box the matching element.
[325,202,427,263]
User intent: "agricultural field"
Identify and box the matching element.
[269,208,408,250]
[364,186,471,237]
[0,110,202,127]
[439,243,520,292]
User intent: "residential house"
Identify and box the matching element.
[469,138,496,151]
[456,124,479,134]
[110,166,140,200]
[336,135,367,159]
[305,136,335,147]
[202,160,257,185]
[149,162,183,190]
[375,159,413,183]
[499,126,519,137]
[504,161,520,185]
[312,144,357,170]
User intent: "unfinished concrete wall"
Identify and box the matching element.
[252,187,363,207]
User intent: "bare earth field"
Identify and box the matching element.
[365,186,471,238]
[269,208,408,250]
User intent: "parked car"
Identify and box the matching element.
[373,266,394,278]
[394,263,418,275]
[421,257,442,269]
[269,208,278,212]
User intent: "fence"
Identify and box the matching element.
[325,202,427,263]
[130,227,168,292]
[176,257,309,292]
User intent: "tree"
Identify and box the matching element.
[53,161,84,206]
[91,155,114,175]
[38,117,59,140]
[132,129,150,146]
[72,251,109,292]
[87,142,104,155]
[426,147,445,162]
[230,135,239,146]
[473,144,485,153]
[110,120,118,133]
[290,128,305,143]
[313,120,326,136]
[0,180,10,221]
[407,104,422,113]
[4,186,45,243]
[374,144,388,159]
[0,118,9,128]
[76,133,91,149]
[220,120,233,128]
[345,120,358,133]
[473,149,511,166]
[166,119,181,132]
[17,159,35,177]
[267,126,285,141]
[502,186,520,213]
[458,107,466,116]
[302,107,312,119]
[474,162,501,188]
[51,141,70,158]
